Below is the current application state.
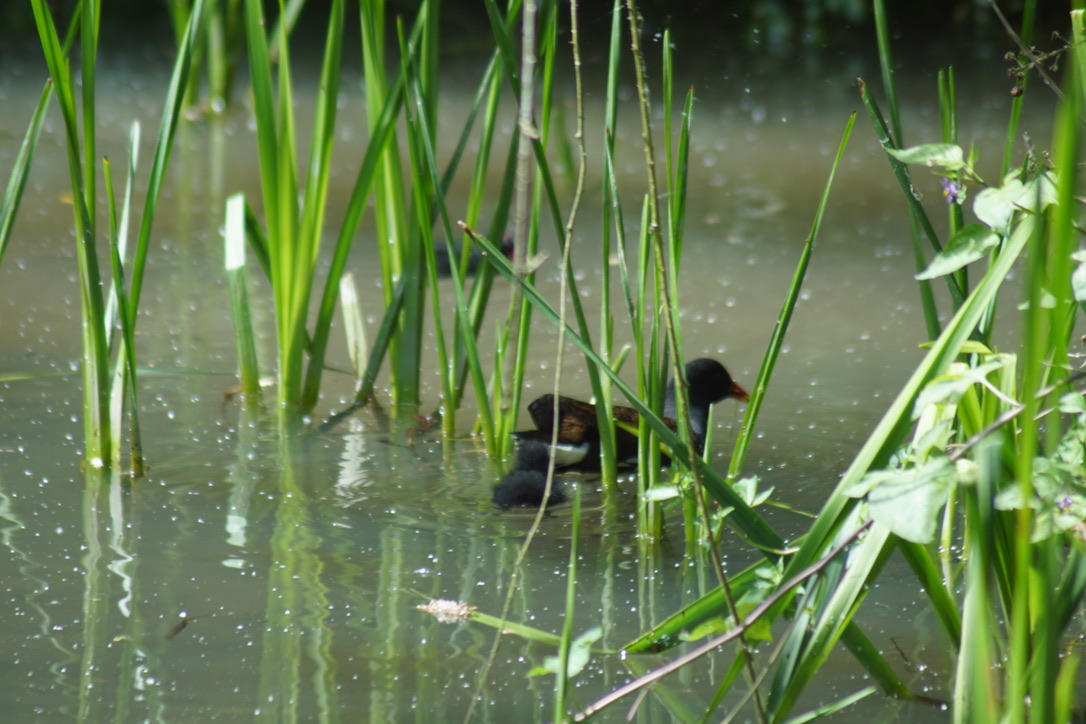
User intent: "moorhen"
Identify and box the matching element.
[434,235,515,277]
[512,358,749,471]
[492,439,566,509]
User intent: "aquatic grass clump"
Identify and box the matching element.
[27,0,207,472]
[230,0,528,453]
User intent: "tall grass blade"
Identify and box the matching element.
[127,0,207,318]
[361,0,419,412]
[31,0,111,463]
[103,126,144,475]
[1000,0,1038,175]
[727,112,855,482]
[80,0,99,240]
[0,81,52,267]
[339,273,368,384]
[301,1,428,413]
[225,193,262,398]
[859,79,965,317]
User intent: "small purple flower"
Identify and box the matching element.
[940,178,964,205]
[1058,496,1074,512]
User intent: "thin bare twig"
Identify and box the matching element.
[570,520,874,722]
[463,4,544,722]
[622,2,766,720]
[949,368,1086,462]
[988,0,1067,104]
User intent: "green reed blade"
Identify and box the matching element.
[603,140,635,328]
[266,0,307,61]
[103,121,138,338]
[0,81,52,267]
[300,9,426,411]
[242,201,272,284]
[553,486,582,718]
[351,275,409,409]
[399,20,456,437]
[296,0,343,291]
[31,0,111,461]
[871,0,901,146]
[585,2,622,485]
[726,112,855,483]
[106,123,146,473]
[243,0,280,250]
[860,79,960,330]
[271,9,304,403]
[1010,64,1081,724]
[81,0,99,240]
[103,155,143,475]
[225,193,262,397]
[362,0,421,410]
[338,273,367,383]
[127,0,208,319]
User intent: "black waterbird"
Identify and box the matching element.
[492,439,566,509]
[511,358,749,471]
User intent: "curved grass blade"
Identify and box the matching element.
[0,81,52,267]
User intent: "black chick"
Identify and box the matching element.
[492,440,566,509]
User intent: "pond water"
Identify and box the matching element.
[0,27,1058,724]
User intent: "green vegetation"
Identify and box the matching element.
[3,0,1084,721]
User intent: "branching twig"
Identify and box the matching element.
[950,368,1086,462]
[989,0,1068,104]
[570,520,875,722]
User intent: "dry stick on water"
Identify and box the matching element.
[622,1,766,721]
[571,521,875,722]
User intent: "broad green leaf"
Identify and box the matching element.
[845,457,956,543]
[887,143,965,169]
[529,627,602,678]
[644,485,681,502]
[995,460,1086,541]
[1059,392,1086,415]
[974,179,1023,233]
[912,357,1012,418]
[973,173,1056,234]
[915,223,999,280]
[1070,250,1086,303]
[734,475,774,506]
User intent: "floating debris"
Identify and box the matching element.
[417,599,476,625]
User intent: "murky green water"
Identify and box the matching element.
[0,33,1054,723]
